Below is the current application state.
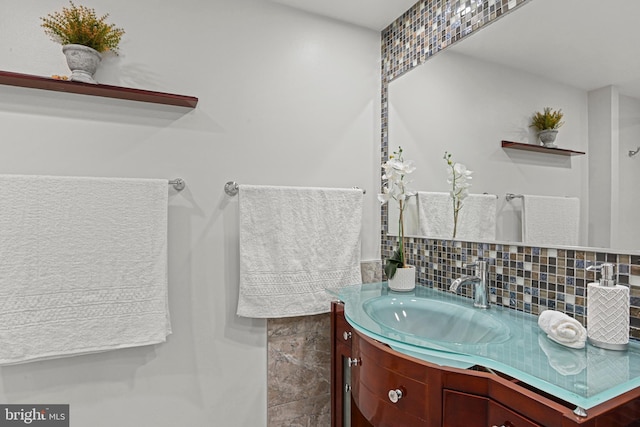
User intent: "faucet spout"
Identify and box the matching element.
[449,276,480,292]
[449,261,490,309]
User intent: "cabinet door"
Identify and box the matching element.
[332,302,350,427]
[335,309,354,350]
[332,302,373,427]
[488,401,541,427]
[443,390,541,427]
[351,332,430,426]
[443,390,488,427]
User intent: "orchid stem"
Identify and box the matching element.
[399,199,406,268]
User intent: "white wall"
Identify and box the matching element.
[0,1,381,426]
[617,94,640,250]
[587,86,617,248]
[388,49,589,245]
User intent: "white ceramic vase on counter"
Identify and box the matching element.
[388,265,416,292]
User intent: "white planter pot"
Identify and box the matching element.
[538,129,558,147]
[62,44,102,84]
[388,265,416,292]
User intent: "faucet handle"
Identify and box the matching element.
[463,259,488,274]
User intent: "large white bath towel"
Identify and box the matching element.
[418,192,497,241]
[0,175,171,365]
[237,185,363,318]
[522,195,580,246]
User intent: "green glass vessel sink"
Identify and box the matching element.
[336,282,640,411]
[363,295,510,345]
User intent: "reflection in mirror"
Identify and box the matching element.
[387,0,640,253]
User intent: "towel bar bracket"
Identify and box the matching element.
[169,178,185,191]
[225,181,239,196]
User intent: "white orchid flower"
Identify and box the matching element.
[377,186,392,204]
[380,146,416,277]
[454,162,472,177]
[378,148,416,206]
[444,151,473,238]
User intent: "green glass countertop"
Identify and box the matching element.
[336,282,640,411]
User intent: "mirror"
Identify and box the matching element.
[387,0,640,253]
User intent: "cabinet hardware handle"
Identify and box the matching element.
[345,384,351,393]
[388,389,403,403]
[343,331,352,341]
[348,357,360,367]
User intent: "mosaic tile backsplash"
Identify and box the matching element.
[379,0,640,339]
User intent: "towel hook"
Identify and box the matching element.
[629,146,640,157]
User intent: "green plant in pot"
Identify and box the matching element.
[378,146,417,292]
[530,107,565,147]
[41,1,125,84]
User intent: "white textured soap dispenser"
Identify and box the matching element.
[586,263,629,350]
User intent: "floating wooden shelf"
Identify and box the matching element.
[502,140,585,156]
[0,70,198,108]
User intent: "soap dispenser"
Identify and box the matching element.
[586,263,629,350]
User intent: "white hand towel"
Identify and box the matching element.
[0,175,170,365]
[455,194,497,241]
[538,310,586,349]
[522,195,580,246]
[418,192,497,240]
[237,185,363,318]
[417,191,453,239]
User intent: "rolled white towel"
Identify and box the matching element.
[538,310,587,349]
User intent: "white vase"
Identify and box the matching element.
[538,129,558,147]
[388,265,416,292]
[62,44,102,84]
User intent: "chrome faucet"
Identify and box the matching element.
[449,260,490,309]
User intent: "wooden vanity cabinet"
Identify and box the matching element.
[351,322,441,426]
[331,303,640,427]
[332,302,373,427]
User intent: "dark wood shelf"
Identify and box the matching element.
[502,140,585,156]
[0,70,198,108]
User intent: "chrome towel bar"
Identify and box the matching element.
[224,181,365,197]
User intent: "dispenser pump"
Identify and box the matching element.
[587,263,616,287]
[586,262,629,350]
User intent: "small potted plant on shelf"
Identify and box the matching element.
[530,107,565,147]
[41,1,125,84]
